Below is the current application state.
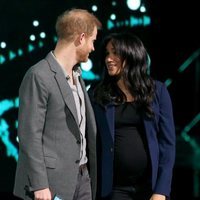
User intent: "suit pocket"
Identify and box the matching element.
[44,156,56,169]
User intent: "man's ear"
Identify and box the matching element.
[80,33,85,43]
[74,33,85,46]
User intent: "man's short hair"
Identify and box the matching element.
[56,8,102,42]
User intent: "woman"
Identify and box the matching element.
[89,32,176,200]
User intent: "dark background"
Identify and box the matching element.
[0,0,200,199]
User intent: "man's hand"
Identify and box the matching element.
[150,194,166,200]
[34,188,52,200]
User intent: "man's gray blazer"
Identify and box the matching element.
[13,52,97,200]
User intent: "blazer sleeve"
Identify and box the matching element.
[154,82,176,196]
[18,69,49,191]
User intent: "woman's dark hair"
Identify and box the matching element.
[93,32,155,118]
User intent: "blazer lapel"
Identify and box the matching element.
[105,104,115,141]
[55,73,79,125]
[94,103,115,143]
[45,53,79,126]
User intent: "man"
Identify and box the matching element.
[14,8,102,200]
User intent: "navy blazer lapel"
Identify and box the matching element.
[94,104,114,143]
[143,117,152,138]
[105,104,115,141]
[45,53,79,126]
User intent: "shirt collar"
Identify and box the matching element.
[51,51,82,78]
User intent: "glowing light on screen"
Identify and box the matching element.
[140,5,146,12]
[9,51,17,61]
[80,59,100,80]
[127,0,141,10]
[0,98,19,161]
[0,42,7,49]
[110,14,116,20]
[33,20,39,27]
[0,55,6,64]
[107,15,151,29]
[92,5,98,12]
[40,32,46,39]
[30,34,36,41]
[112,1,117,6]
[81,59,93,71]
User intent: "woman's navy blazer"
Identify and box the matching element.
[90,80,176,198]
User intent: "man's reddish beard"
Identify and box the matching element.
[76,48,89,63]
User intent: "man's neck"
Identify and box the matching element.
[53,40,77,78]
